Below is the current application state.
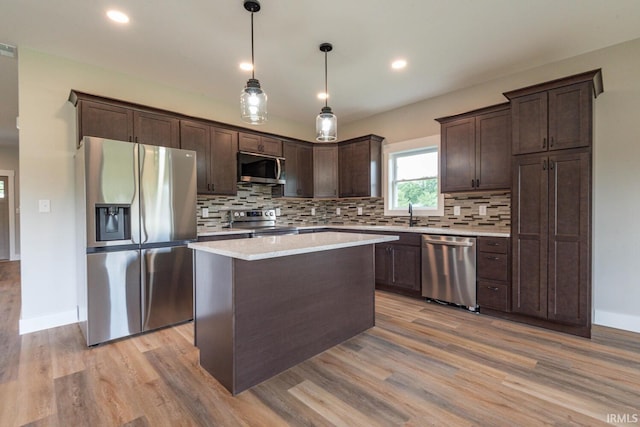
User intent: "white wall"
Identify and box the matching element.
[0,145,20,257]
[18,38,640,334]
[17,49,310,334]
[343,38,640,333]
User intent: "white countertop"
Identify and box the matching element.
[330,225,510,238]
[189,231,399,261]
[199,224,510,238]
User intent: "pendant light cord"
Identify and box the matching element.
[251,12,255,79]
[324,50,328,108]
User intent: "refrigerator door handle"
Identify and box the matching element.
[137,144,149,244]
[141,251,151,330]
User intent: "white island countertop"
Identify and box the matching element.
[188,231,399,261]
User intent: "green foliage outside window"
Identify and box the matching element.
[396,179,438,208]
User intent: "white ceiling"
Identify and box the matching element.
[1,0,640,147]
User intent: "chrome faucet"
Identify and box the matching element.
[408,202,416,227]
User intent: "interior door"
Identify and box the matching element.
[0,176,9,260]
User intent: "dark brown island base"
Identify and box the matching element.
[188,232,399,395]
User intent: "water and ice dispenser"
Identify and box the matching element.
[95,204,131,242]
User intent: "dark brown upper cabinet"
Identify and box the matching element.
[238,132,283,157]
[180,120,238,196]
[437,103,511,193]
[313,145,339,198]
[338,135,383,198]
[69,91,180,149]
[133,110,180,149]
[283,141,314,198]
[504,69,603,155]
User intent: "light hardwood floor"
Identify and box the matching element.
[1,260,639,426]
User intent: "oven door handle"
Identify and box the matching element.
[275,158,282,181]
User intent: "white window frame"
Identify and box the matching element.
[383,135,444,217]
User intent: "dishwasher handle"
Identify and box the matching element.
[422,236,475,247]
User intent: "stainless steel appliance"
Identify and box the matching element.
[237,151,285,185]
[421,235,477,311]
[228,209,298,236]
[76,137,197,345]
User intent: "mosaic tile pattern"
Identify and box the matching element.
[196,184,510,232]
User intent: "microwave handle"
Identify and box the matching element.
[275,158,282,180]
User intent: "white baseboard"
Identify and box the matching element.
[19,309,78,335]
[594,310,640,334]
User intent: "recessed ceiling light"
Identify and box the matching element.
[107,10,130,24]
[391,59,407,70]
[317,92,329,100]
[239,62,253,71]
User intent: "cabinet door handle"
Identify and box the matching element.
[391,249,396,283]
[543,160,547,170]
[487,242,499,246]
[542,137,547,149]
[476,179,480,188]
[487,286,500,292]
[471,179,475,188]
[485,256,501,261]
[550,137,554,147]
[549,159,555,170]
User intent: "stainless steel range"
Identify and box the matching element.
[228,209,299,236]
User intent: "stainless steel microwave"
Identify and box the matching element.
[237,151,286,185]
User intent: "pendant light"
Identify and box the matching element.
[316,42,337,142]
[240,0,267,124]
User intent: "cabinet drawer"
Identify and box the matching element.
[394,232,421,246]
[478,237,508,254]
[478,281,509,312]
[477,252,508,281]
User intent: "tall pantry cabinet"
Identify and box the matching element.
[504,69,603,337]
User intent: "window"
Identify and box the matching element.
[383,135,444,216]
[0,180,4,199]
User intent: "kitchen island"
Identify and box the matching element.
[188,232,398,395]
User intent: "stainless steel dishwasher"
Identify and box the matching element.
[421,235,477,311]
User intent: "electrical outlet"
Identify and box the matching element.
[479,205,487,216]
[357,207,363,216]
[336,207,341,215]
[311,207,316,216]
[453,206,461,216]
[275,207,281,216]
[201,207,209,218]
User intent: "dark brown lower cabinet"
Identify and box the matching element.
[477,237,511,313]
[375,233,421,297]
[511,149,591,337]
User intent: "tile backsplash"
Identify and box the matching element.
[197,183,510,232]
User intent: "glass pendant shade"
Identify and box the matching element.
[316,106,337,142]
[241,78,267,124]
[240,1,266,125]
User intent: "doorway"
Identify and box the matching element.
[0,175,9,260]
[0,171,16,261]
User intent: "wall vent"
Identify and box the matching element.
[0,43,17,58]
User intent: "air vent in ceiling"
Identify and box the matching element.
[0,43,17,58]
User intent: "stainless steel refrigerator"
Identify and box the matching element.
[75,136,197,346]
